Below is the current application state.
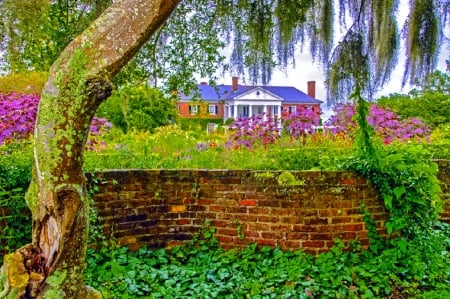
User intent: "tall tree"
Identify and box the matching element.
[0,0,180,297]
[0,0,447,297]
[1,0,447,98]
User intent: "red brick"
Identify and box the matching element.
[343,224,364,231]
[286,232,308,240]
[293,224,316,232]
[302,241,325,248]
[280,240,301,249]
[281,217,301,224]
[281,201,302,208]
[330,201,353,208]
[198,199,216,205]
[236,214,258,222]
[217,228,237,236]
[245,230,260,238]
[225,207,248,214]
[332,217,353,224]
[176,219,191,225]
[333,232,357,240]
[309,233,333,240]
[248,207,271,215]
[261,231,284,239]
[304,217,329,225]
[238,199,257,206]
[234,237,254,245]
[258,200,280,207]
[216,235,233,243]
[257,239,276,247]
[210,220,229,227]
[258,215,279,223]
[342,179,357,185]
[270,223,292,231]
[247,223,269,231]
[209,205,226,212]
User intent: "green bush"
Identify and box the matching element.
[97,85,179,133]
[0,142,33,261]
[179,118,223,133]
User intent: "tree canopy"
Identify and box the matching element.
[0,0,448,297]
[1,0,448,100]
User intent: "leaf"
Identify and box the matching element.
[111,260,126,277]
[384,195,393,210]
[386,221,394,235]
[393,186,406,199]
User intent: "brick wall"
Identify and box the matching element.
[90,160,450,255]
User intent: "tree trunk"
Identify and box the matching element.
[0,0,180,297]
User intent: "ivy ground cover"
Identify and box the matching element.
[84,226,450,299]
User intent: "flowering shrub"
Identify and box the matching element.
[0,92,39,144]
[86,117,113,151]
[282,107,319,140]
[326,103,431,144]
[0,92,112,148]
[226,113,281,149]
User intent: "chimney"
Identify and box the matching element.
[200,82,207,85]
[307,81,316,99]
[232,76,238,91]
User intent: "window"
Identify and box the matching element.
[209,104,218,115]
[243,105,249,117]
[189,105,199,115]
[290,106,297,113]
[273,106,279,114]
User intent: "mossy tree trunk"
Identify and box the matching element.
[0,0,180,297]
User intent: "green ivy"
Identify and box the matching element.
[0,142,33,263]
[346,89,443,236]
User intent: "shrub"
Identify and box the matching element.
[0,92,112,146]
[226,114,281,149]
[97,85,179,133]
[0,142,33,261]
[282,107,319,141]
[326,103,431,144]
[0,72,48,94]
[0,92,40,144]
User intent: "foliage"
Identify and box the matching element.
[140,0,226,94]
[226,114,281,149]
[345,91,442,236]
[0,93,39,145]
[226,108,319,149]
[0,142,33,263]
[179,118,223,133]
[83,222,450,298]
[0,92,112,146]
[1,0,447,96]
[377,71,450,128]
[0,0,109,72]
[0,72,48,94]
[326,102,431,145]
[96,85,178,133]
[282,107,319,140]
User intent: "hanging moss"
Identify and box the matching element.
[405,0,439,84]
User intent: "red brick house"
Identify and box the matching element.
[178,77,323,122]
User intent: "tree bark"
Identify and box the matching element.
[0,0,181,297]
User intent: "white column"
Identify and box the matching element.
[249,104,253,117]
[277,105,282,129]
[233,104,237,119]
[263,105,268,121]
